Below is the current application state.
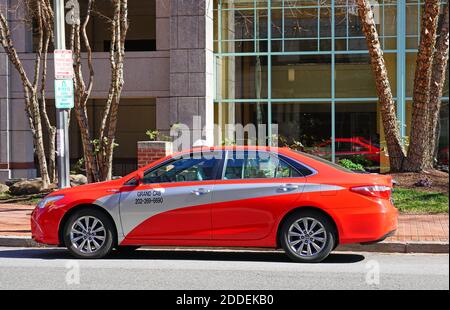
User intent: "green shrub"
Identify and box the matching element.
[349,154,373,167]
[146,130,171,142]
[338,159,366,172]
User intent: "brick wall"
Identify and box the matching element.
[137,141,173,168]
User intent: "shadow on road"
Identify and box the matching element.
[0,248,366,264]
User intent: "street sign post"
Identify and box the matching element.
[54,0,71,189]
[55,80,74,109]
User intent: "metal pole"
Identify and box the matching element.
[54,0,71,188]
[397,0,406,140]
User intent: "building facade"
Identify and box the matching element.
[0,0,448,181]
[214,0,449,172]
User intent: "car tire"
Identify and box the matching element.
[63,208,116,259]
[281,210,336,263]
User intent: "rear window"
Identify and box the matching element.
[294,151,355,174]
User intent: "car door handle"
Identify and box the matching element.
[191,188,211,196]
[278,184,300,192]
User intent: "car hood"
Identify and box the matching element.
[50,178,124,196]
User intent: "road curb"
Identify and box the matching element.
[336,241,449,254]
[0,236,49,248]
[0,236,448,254]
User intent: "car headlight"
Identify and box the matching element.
[37,195,65,209]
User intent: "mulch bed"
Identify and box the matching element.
[388,170,449,194]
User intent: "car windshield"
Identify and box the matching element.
[293,151,355,174]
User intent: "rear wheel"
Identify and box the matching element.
[63,209,115,259]
[281,210,335,263]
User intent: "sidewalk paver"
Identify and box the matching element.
[0,204,34,237]
[387,214,448,243]
[0,204,448,243]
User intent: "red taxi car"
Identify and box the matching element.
[312,137,381,164]
[32,146,398,263]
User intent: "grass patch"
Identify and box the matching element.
[392,188,449,214]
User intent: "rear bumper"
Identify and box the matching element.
[329,200,399,245]
[360,229,397,245]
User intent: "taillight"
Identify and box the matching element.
[350,185,392,199]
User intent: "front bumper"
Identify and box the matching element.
[31,206,64,245]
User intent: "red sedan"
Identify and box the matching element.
[32,146,398,263]
[312,137,381,164]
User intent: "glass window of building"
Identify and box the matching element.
[214,0,449,172]
[33,0,157,52]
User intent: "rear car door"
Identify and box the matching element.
[119,151,223,240]
[211,151,306,240]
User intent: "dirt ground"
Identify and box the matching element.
[388,170,449,194]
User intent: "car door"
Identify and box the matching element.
[211,150,306,240]
[119,151,223,240]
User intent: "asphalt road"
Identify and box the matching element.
[0,247,448,290]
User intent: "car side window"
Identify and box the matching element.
[143,153,222,184]
[224,152,301,180]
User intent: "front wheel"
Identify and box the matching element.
[281,211,335,263]
[63,209,115,259]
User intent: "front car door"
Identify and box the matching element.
[211,150,306,240]
[119,151,224,241]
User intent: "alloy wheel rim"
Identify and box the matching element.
[70,216,106,254]
[287,217,327,257]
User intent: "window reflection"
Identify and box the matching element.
[336,102,382,172]
[272,102,332,158]
[272,55,332,98]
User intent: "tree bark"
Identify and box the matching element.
[426,1,449,169]
[403,0,441,172]
[356,0,406,171]
[40,31,57,183]
[0,2,52,188]
[71,0,100,183]
[71,0,128,182]
[101,0,128,180]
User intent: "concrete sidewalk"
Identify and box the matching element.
[0,204,34,237]
[0,203,448,253]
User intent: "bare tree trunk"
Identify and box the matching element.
[356,0,406,171]
[40,32,57,183]
[40,0,56,184]
[71,0,128,182]
[71,0,100,183]
[0,2,52,188]
[426,1,449,169]
[30,1,50,187]
[100,0,128,180]
[403,0,440,172]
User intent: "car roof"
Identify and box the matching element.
[128,145,356,180]
[168,146,289,156]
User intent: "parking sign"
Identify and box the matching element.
[54,49,74,80]
[55,79,74,109]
